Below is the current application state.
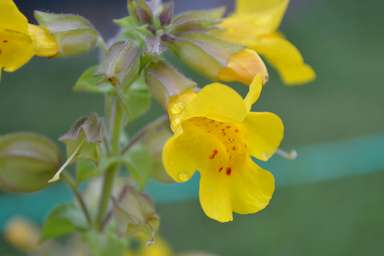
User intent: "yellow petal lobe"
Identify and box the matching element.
[230,160,275,214]
[244,75,263,111]
[0,0,29,33]
[199,168,233,223]
[162,123,227,183]
[248,33,316,85]
[242,112,284,161]
[181,83,248,123]
[0,30,34,72]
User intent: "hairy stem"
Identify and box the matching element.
[62,172,92,226]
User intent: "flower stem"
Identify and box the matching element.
[96,97,124,230]
[62,172,92,226]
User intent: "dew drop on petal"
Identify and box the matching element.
[178,172,189,182]
[171,102,185,114]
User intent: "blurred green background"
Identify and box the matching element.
[1,0,384,255]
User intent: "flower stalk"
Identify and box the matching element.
[96,97,124,230]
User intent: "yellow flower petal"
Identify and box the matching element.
[244,75,263,111]
[162,124,227,183]
[235,0,289,33]
[199,169,233,223]
[242,112,284,161]
[182,83,248,123]
[0,0,28,33]
[248,33,316,85]
[0,30,34,72]
[220,0,288,39]
[218,49,268,85]
[230,160,274,214]
[28,24,58,57]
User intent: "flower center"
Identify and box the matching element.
[185,117,248,176]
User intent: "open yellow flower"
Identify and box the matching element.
[0,0,58,72]
[163,76,284,222]
[219,0,316,86]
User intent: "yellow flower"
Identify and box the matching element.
[0,0,58,72]
[4,217,40,252]
[126,237,173,256]
[219,0,316,86]
[163,76,284,222]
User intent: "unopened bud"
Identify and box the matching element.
[0,133,60,192]
[98,41,141,87]
[34,11,99,57]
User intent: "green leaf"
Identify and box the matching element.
[121,75,151,123]
[84,231,127,256]
[0,133,60,192]
[73,66,114,94]
[124,144,154,188]
[42,203,87,240]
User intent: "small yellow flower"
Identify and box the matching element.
[219,0,316,86]
[4,217,40,252]
[126,237,173,256]
[0,0,58,72]
[218,48,268,85]
[163,76,284,222]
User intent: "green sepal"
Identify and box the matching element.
[34,11,99,56]
[60,113,103,162]
[0,133,60,192]
[168,32,243,80]
[41,203,87,240]
[169,7,226,35]
[73,65,114,94]
[97,41,141,88]
[112,185,160,241]
[146,60,196,107]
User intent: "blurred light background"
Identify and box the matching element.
[1,0,384,255]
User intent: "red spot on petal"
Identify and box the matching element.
[226,167,232,176]
[218,167,223,172]
[209,149,219,160]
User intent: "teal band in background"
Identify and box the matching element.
[1,134,383,230]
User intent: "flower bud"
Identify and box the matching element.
[34,11,99,57]
[169,7,226,35]
[0,133,60,192]
[218,48,268,85]
[97,41,141,87]
[146,61,196,108]
[167,33,268,85]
